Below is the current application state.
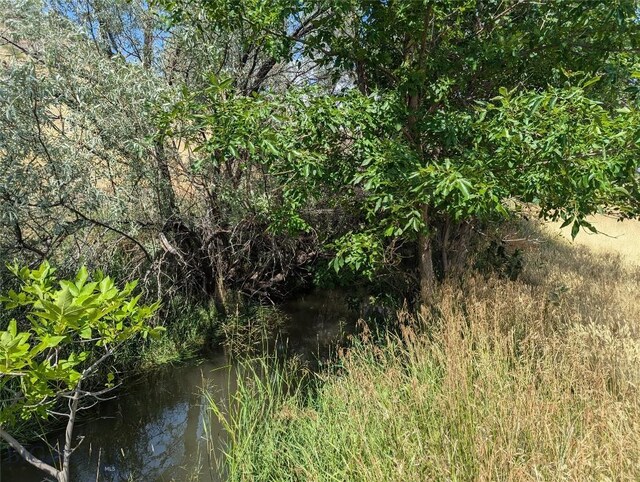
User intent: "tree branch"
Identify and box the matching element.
[0,426,60,479]
[63,204,152,262]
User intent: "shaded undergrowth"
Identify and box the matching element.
[209,222,640,481]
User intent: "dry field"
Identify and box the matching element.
[550,214,640,266]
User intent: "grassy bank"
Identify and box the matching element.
[134,300,220,368]
[211,222,640,481]
[124,297,286,370]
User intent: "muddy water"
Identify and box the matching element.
[1,290,356,482]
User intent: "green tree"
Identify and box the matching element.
[301,0,640,303]
[1,0,334,307]
[8,0,639,308]
[166,0,640,305]
[0,262,161,482]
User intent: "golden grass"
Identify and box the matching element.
[217,221,640,481]
[549,214,640,267]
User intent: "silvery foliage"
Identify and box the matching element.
[0,0,170,264]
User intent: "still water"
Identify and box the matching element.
[1,291,356,482]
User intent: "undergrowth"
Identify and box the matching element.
[210,222,640,481]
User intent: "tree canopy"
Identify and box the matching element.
[1,0,639,305]
[158,0,640,300]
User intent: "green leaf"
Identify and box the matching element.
[560,217,574,229]
[571,221,580,239]
[75,266,89,288]
[582,76,601,88]
[148,327,166,340]
[79,326,92,340]
[456,179,472,199]
[42,335,65,349]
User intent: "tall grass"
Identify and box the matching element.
[210,223,640,481]
[135,299,287,368]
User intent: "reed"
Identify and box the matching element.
[209,222,640,481]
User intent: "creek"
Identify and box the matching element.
[1,290,357,482]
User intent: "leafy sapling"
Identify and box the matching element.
[0,261,162,482]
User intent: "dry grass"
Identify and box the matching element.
[214,221,640,481]
[549,214,640,266]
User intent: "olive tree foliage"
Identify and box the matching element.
[0,0,172,270]
[1,0,343,308]
[164,0,640,304]
[0,262,161,482]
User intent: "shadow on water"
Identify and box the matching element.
[1,290,357,482]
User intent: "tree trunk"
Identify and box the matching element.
[154,139,178,221]
[418,204,435,309]
[142,18,153,69]
[213,238,228,316]
[59,383,81,482]
[441,216,450,277]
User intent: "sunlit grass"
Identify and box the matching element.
[209,221,640,481]
[549,213,640,267]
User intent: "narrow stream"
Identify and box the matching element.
[1,290,357,482]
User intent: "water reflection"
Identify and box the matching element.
[3,357,232,482]
[1,290,354,482]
